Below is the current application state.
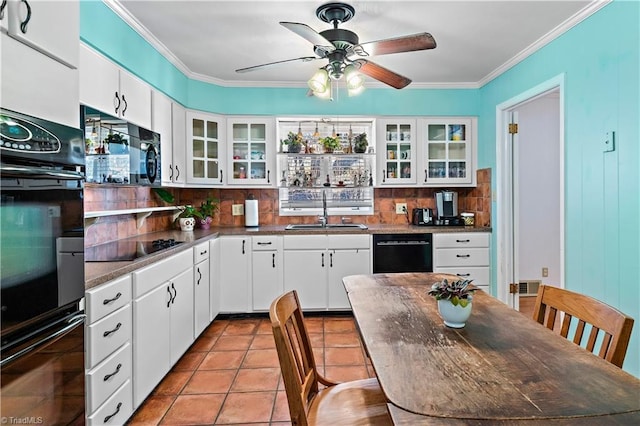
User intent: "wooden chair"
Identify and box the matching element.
[269,290,392,426]
[532,284,634,368]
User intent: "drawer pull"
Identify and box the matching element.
[104,402,122,423]
[103,322,122,337]
[257,241,272,246]
[200,249,207,255]
[456,254,471,258]
[102,292,122,305]
[456,273,471,277]
[103,363,122,381]
[456,239,470,243]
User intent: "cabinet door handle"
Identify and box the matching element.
[19,0,31,33]
[456,254,471,258]
[272,253,275,268]
[0,1,8,20]
[169,164,174,180]
[103,363,122,381]
[197,267,202,285]
[267,170,270,183]
[171,283,177,304]
[382,170,386,183]
[121,94,128,116]
[103,322,122,338]
[114,92,121,115]
[456,239,470,243]
[102,292,122,305]
[219,170,223,183]
[321,252,324,267]
[424,169,428,183]
[330,252,333,267]
[175,165,180,180]
[242,239,245,254]
[166,285,172,307]
[103,402,122,423]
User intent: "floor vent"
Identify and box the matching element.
[519,280,541,296]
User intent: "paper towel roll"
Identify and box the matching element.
[245,199,259,227]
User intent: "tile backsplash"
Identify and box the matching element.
[85,168,491,246]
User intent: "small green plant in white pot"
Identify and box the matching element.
[175,205,203,232]
[428,279,477,328]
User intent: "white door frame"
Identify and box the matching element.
[495,74,566,306]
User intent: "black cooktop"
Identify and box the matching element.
[85,239,183,262]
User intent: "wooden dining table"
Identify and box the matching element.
[343,273,640,425]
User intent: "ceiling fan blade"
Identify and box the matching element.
[353,59,411,89]
[280,22,336,52]
[236,56,320,73]
[354,33,436,57]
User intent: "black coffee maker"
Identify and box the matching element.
[434,190,463,225]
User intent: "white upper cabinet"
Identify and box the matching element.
[186,111,226,185]
[5,0,79,69]
[79,44,152,128]
[376,118,417,186]
[153,90,186,185]
[416,117,477,186]
[226,117,276,186]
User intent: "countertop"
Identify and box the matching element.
[85,224,491,290]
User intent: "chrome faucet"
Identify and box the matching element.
[319,190,328,227]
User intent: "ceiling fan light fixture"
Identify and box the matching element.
[348,85,365,97]
[344,64,365,90]
[308,68,329,93]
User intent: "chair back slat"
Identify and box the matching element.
[532,285,634,368]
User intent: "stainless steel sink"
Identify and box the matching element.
[285,223,368,230]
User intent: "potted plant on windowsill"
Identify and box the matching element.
[175,205,203,232]
[428,279,477,328]
[353,133,368,153]
[197,197,219,229]
[282,131,303,153]
[320,135,341,153]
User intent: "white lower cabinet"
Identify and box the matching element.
[219,236,251,313]
[194,241,210,336]
[433,232,491,293]
[132,250,193,407]
[252,236,284,311]
[85,274,133,425]
[283,235,371,310]
[209,238,220,320]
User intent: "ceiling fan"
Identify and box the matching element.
[235,2,436,90]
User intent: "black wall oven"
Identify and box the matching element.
[373,233,433,273]
[1,108,86,423]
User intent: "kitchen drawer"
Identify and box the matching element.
[434,248,489,268]
[132,249,191,297]
[434,233,489,248]
[284,235,327,250]
[87,379,133,426]
[86,342,132,414]
[86,305,131,369]
[86,275,132,324]
[252,235,283,251]
[193,241,210,264]
[433,266,490,286]
[327,234,370,250]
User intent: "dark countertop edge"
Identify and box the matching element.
[85,225,491,290]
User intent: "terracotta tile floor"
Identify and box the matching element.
[127,315,374,425]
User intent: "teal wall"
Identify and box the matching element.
[81,0,639,377]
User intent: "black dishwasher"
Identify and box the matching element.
[373,234,433,273]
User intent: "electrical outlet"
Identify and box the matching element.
[542,267,549,277]
[232,204,244,216]
[396,203,407,214]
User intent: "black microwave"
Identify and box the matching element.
[82,106,161,186]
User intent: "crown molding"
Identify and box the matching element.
[478,0,611,87]
[105,0,609,90]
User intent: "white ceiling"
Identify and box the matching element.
[112,0,601,89]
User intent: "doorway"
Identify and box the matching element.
[496,74,565,311]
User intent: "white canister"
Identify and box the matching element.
[245,197,259,227]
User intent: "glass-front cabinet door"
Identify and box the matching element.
[418,118,475,186]
[376,118,416,185]
[186,111,225,185]
[226,117,274,186]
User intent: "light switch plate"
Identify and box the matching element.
[603,131,615,152]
